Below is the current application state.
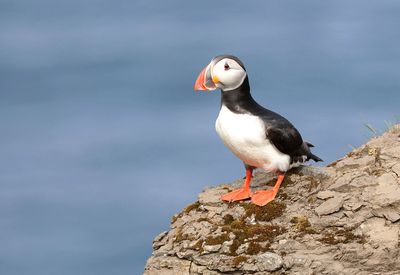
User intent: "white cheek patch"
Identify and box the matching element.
[219,70,247,91]
[212,59,247,91]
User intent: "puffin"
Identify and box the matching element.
[194,55,322,206]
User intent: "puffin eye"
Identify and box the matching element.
[224,63,230,70]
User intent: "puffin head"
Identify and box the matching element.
[194,55,247,92]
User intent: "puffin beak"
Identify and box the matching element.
[194,64,217,91]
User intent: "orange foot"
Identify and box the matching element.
[221,188,252,202]
[251,189,277,206]
[251,173,285,206]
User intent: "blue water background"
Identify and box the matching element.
[1,1,400,274]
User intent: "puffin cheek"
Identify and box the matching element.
[220,73,239,89]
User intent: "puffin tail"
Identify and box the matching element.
[303,141,323,162]
[307,152,323,162]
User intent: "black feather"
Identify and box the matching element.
[307,152,323,162]
[306,142,315,148]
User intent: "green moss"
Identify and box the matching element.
[192,239,204,252]
[183,201,201,214]
[222,218,286,256]
[241,201,286,222]
[174,228,196,243]
[230,219,246,229]
[175,230,189,242]
[319,227,365,245]
[197,217,210,223]
[290,216,317,235]
[171,201,202,224]
[229,238,241,255]
[223,214,234,225]
[232,255,248,267]
[277,192,288,200]
[204,233,230,246]
[290,216,310,228]
[246,224,286,242]
[281,175,295,187]
[246,242,262,255]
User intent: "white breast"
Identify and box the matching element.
[215,105,291,172]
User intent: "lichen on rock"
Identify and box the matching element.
[144,126,400,274]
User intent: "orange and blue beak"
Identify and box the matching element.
[194,64,217,91]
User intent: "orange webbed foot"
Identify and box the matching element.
[221,167,253,203]
[251,189,277,206]
[221,188,252,202]
[250,173,285,206]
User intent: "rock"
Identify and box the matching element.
[198,187,226,206]
[315,197,344,215]
[277,239,305,252]
[144,256,191,275]
[343,200,363,212]
[203,244,221,253]
[359,217,399,249]
[152,231,168,249]
[362,175,400,208]
[372,208,400,223]
[236,243,249,255]
[283,255,295,269]
[383,211,400,222]
[144,126,400,274]
[392,163,400,176]
[316,190,336,200]
[191,262,221,275]
[328,172,354,191]
[220,239,233,254]
[254,252,283,272]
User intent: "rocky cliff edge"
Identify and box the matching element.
[145,125,400,274]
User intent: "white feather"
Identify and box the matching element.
[215,106,291,172]
[212,58,247,91]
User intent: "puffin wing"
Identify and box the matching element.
[245,101,304,157]
[265,122,303,156]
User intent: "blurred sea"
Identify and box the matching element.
[1,1,399,274]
